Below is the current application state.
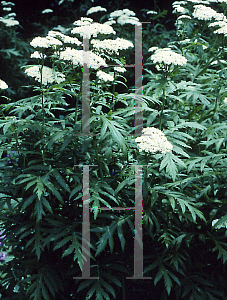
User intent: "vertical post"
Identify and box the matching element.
[134,24,143,136]
[126,165,151,279]
[82,35,90,135]
[74,165,98,279]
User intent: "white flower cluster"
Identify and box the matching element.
[42,9,53,14]
[24,66,65,85]
[72,18,116,39]
[212,219,227,229]
[223,97,227,104]
[177,15,192,20]
[86,6,107,15]
[30,51,47,59]
[91,37,133,55]
[135,127,173,154]
[209,20,227,35]
[0,79,8,89]
[59,47,107,69]
[187,0,210,3]
[47,30,82,46]
[172,1,187,5]
[107,9,140,25]
[172,4,189,14]
[73,17,93,26]
[109,8,136,18]
[30,36,63,49]
[0,10,19,26]
[96,70,114,81]
[150,48,187,67]
[147,11,158,15]
[114,66,126,73]
[192,5,226,21]
[1,1,15,6]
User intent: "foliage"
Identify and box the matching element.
[1,0,227,300]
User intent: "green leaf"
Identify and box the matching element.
[160,152,178,181]
[51,169,70,192]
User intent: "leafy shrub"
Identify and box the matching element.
[1,1,227,300]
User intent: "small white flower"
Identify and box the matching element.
[135,127,173,154]
[117,15,140,25]
[177,15,192,20]
[3,7,11,11]
[0,17,19,26]
[110,9,135,18]
[223,97,227,104]
[172,5,189,14]
[0,79,8,89]
[172,1,187,5]
[114,66,126,73]
[30,51,47,59]
[1,1,15,6]
[212,218,227,229]
[147,10,158,15]
[209,21,227,34]
[42,9,53,14]
[86,6,107,15]
[187,0,210,3]
[97,70,114,82]
[178,38,191,43]
[73,17,93,26]
[148,46,159,52]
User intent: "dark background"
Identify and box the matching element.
[11,0,175,39]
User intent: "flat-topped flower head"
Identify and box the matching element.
[135,127,173,154]
[91,37,133,55]
[110,9,136,18]
[209,20,227,34]
[150,48,187,69]
[72,18,116,39]
[0,16,19,26]
[0,79,8,89]
[42,9,53,14]
[47,30,82,46]
[97,70,114,82]
[30,51,47,59]
[147,10,158,15]
[192,5,226,21]
[108,9,140,25]
[73,17,93,26]
[114,66,127,73]
[172,5,189,14]
[24,65,65,85]
[86,6,107,15]
[30,36,63,49]
[59,47,107,69]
